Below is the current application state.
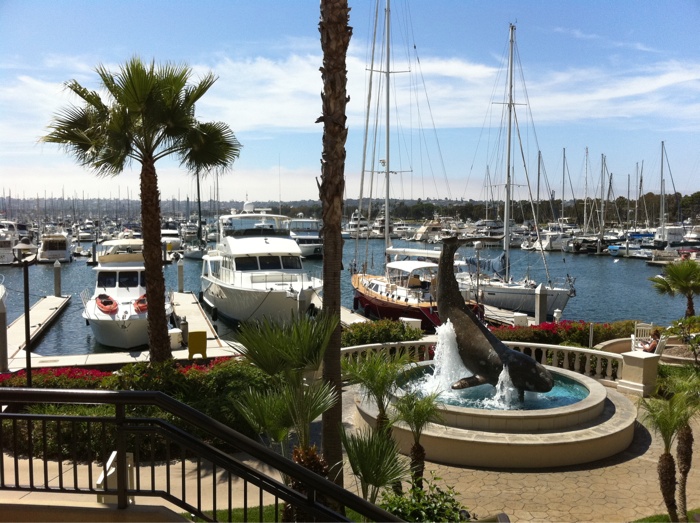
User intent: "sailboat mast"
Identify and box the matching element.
[384,0,391,250]
[561,148,566,221]
[659,141,665,239]
[503,23,515,282]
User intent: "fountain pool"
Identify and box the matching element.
[354,322,638,468]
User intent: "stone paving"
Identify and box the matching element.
[341,385,700,523]
[410,399,699,522]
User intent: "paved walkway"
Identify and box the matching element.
[341,386,700,523]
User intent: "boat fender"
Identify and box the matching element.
[211,307,218,322]
[133,294,148,314]
[198,291,204,303]
[353,297,359,310]
[306,303,318,317]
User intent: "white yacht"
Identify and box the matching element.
[80,239,172,349]
[283,214,323,259]
[201,203,323,323]
[37,224,73,263]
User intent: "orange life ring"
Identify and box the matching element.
[133,294,148,314]
[96,294,118,315]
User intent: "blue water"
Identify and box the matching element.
[0,239,685,356]
[406,366,589,411]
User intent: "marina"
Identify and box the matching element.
[0,237,689,363]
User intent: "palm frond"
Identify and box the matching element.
[340,427,409,504]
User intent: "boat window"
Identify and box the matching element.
[281,256,302,269]
[140,272,147,287]
[234,256,259,271]
[118,271,139,288]
[259,255,281,270]
[97,271,117,288]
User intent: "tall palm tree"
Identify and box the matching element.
[318,0,352,489]
[391,391,444,490]
[649,259,700,318]
[42,57,241,361]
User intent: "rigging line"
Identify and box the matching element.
[462,32,511,201]
[512,106,554,286]
[354,0,382,266]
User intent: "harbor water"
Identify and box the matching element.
[0,239,686,357]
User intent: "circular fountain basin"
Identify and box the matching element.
[354,364,637,469]
[400,363,605,433]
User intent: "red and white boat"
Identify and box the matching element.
[81,239,172,349]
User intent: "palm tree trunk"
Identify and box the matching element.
[410,443,426,490]
[658,452,678,522]
[140,159,172,362]
[676,423,693,522]
[319,0,351,490]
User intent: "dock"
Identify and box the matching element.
[5,291,243,373]
[5,295,72,360]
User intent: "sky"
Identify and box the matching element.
[1,0,699,210]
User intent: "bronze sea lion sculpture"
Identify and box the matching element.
[437,236,554,394]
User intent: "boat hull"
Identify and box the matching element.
[82,310,149,349]
[201,277,322,323]
[352,288,441,332]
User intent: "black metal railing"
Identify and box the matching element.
[0,388,400,522]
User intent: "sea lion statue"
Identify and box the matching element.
[436,236,554,394]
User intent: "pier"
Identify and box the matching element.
[3,294,72,364]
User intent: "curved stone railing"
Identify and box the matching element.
[340,337,659,395]
[502,341,624,384]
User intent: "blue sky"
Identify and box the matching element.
[1,0,699,209]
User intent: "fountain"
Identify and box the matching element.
[354,321,638,469]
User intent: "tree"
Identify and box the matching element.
[318,0,352,489]
[391,390,444,490]
[649,259,700,318]
[43,57,241,361]
[639,392,695,522]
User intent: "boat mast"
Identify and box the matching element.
[659,141,665,240]
[384,0,391,251]
[503,23,515,282]
[561,148,566,222]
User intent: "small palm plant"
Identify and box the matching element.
[658,370,700,521]
[341,350,410,435]
[391,390,444,490]
[639,391,696,522]
[341,426,409,505]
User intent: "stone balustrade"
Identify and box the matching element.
[341,336,659,397]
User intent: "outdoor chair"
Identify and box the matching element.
[631,321,654,350]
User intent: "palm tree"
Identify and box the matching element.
[341,426,409,505]
[659,371,700,522]
[649,259,700,318]
[391,391,444,490]
[42,57,241,362]
[639,393,695,522]
[342,351,410,435]
[318,0,352,489]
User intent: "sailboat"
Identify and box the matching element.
[353,23,574,328]
[182,169,208,260]
[454,25,575,318]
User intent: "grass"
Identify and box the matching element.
[632,508,700,522]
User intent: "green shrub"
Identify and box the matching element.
[381,475,469,522]
[0,367,112,389]
[341,319,423,347]
[491,319,636,347]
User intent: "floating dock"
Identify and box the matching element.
[5,295,72,360]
